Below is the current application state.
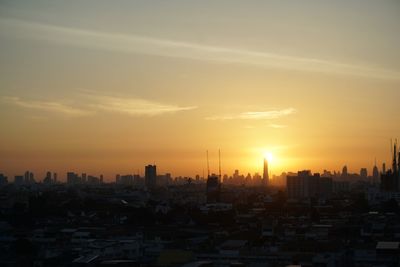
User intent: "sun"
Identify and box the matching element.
[264,151,274,163]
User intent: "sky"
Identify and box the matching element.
[1,0,400,181]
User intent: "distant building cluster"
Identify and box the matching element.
[14,171,36,185]
[115,165,172,190]
[43,171,57,185]
[221,159,269,187]
[368,140,400,204]
[1,143,400,208]
[67,172,104,185]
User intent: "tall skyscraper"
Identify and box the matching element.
[145,165,157,189]
[342,165,348,177]
[263,158,269,186]
[372,161,380,184]
[381,141,400,192]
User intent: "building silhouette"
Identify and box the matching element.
[287,170,322,199]
[342,165,348,177]
[116,174,134,186]
[24,171,35,184]
[372,162,380,184]
[67,172,80,185]
[145,165,157,189]
[206,174,221,203]
[206,150,222,203]
[263,158,269,186]
[0,173,8,186]
[360,168,368,179]
[381,140,400,192]
[43,171,52,184]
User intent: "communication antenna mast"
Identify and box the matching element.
[391,138,393,155]
[218,149,222,179]
[206,150,210,178]
[394,139,398,173]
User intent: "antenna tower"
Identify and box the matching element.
[206,150,210,178]
[218,149,221,179]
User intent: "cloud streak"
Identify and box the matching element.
[2,94,196,117]
[269,124,288,128]
[206,108,296,121]
[2,96,91,117]
[1,18,400,81]
[87,94,197,116]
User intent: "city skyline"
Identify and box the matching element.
[0,154,389,183]
[1,2,400,266]
[1,1,400,179]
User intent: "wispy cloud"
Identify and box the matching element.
[206,108,296,121]
[87,94,197,116]
[1,17,400,81]
[2,94,196,117]
[269,124,288,129]
[1,96,91,117]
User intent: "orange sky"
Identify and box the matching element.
[1,1,400,181]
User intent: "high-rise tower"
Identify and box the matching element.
[342,165,348,177]
[145,165,157,189]
[381,139,400,192]
[263,158,269,186]
[392,139,397,175]
[372,159,379,184]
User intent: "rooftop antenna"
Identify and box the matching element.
[206,150,210,178]
[218,149,222,180]
[394,139,398,173]
[391,138,393,155]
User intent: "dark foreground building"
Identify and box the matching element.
[381,141,400,192]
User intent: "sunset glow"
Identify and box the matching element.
[264,152,274,164]
[0,1,400,181]
[2,3,400,266]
